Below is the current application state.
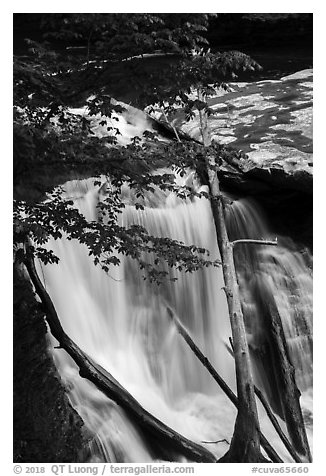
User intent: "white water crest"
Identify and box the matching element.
[37,177,313,462]
[226,199,313,393]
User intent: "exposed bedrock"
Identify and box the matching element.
[151,69,313,249]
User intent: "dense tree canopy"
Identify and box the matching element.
[13,13,261,282]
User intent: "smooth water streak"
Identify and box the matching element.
[38,177,313,462]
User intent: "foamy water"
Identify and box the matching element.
[37,177,312,462]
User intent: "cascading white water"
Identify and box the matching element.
[226,199,313,396]
[38,177,313,462]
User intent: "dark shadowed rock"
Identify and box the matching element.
[13,268,93,462]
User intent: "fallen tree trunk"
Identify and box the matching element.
[226,238,311,462]
[152,109,309,462]
[254,285,312,462]
[153,106,312,462]
[255,386,302,463]
[226,339,303,463]
[166,306,282,463]
[23,242,217,463]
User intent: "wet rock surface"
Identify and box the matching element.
[161,70,313,248]
[166,69,313,200]
[13,268,92,462]
[174,69,313,176]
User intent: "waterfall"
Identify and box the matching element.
[226,199,313,393]
[37,177,313,462]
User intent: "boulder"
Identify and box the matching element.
[168,69,313,195]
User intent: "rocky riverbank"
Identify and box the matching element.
[170,69,313,187]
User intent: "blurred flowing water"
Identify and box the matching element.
[37,177,313,462]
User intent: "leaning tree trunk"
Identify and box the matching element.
[209,168,262,462]
[23,241,217,463]
[198,102,264,462]
[164,97,310,462]
[254,284,312,462]
[166,307,284,463]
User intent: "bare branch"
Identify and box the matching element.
[202,439,230,445]
[166,306,283,463]
[231,238,278,248]
[160,107,181,143]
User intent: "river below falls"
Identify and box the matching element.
[37,176,313,462]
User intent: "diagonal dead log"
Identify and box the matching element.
[253,285,312,462]
[226,339,303,463]
[255,386,302,463]
[227,237,312,461]
[150,102,312,462]
[161,107,292,463]
[23,243,217,463]
[166,307,282,463]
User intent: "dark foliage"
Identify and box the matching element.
[13,13,261,282]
